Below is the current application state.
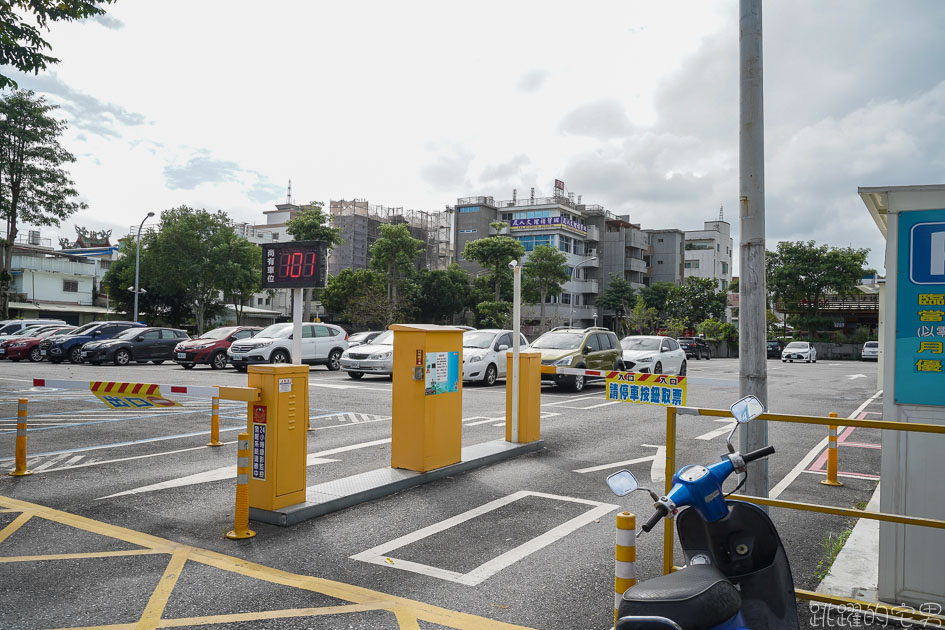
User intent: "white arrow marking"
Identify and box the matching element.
[696,418,737,441]
[847,374,868,380]
[573,444,666,485]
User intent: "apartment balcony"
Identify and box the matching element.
[630,231,649,249]
[626,257,647,273]
[585,225,600,242]
[567,279,599,294]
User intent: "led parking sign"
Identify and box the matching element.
[261,241,327,289]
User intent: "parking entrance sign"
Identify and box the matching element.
[896,209,945,406]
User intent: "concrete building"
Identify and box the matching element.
[684,219,734,290]
[453,186,650,330]
[644,228,686,285]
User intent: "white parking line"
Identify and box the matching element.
[351,490,618,585]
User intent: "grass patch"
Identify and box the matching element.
[854,500,868,511]
[815,528,853,582]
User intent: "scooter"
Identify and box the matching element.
[606,395,799,630]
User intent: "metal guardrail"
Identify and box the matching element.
[661,405,945,626]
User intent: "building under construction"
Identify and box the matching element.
[328,199,452,276]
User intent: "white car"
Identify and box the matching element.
[227,322,348,371]
[782,341,817,363]
[861,341,879,361]
[619,335,688,375]
[340,330,394,379]
[462,329,529,386]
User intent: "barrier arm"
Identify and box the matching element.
[32,378,259,402]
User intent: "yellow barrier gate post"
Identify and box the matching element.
[226,432,256,540]
[207,396,223,447]
[662,405,677,575]
[8,399,32,477]
[615,511,636,626]
[506,351,541,443]
[821,411,843,487]
[390,324,463,472]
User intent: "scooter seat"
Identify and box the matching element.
[617,565,741,630]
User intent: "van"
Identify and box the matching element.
[0,319,68,336]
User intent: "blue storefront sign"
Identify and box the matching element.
[896,209,945,405]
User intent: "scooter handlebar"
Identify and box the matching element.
[743,445,776,463]
[641,503,670,533]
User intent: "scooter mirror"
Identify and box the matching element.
[730,395,765,424]
[606,470,639,496]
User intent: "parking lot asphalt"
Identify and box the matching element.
[0,357,882,629]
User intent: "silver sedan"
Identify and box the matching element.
[340,330,394,379]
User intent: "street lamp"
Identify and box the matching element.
[568,256,598,327]
[133,211,155,322]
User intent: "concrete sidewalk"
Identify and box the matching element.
[816,483,881,602]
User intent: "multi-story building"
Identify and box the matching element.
[453,187,650,330]
[644,229,686,285]
[684,219,733,290]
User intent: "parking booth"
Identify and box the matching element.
[246,364,310,511]
[389,324,463,472]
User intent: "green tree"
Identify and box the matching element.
[217,237,262,325]
[766,241,870,333]
[664,277,726,329]
[663,317,687,339]
[0,90,85,318]
[416,264,470,324]
[638,281,677,319]
[146,207,245,334]
[344,283,412,330]
[102,233,191,325]
[626,297,659,336]
[369,223,423,305]
[321,268,385,320]
[523,244,569,333]
[596,274,638,330]
[476,301,513,329]
[285,201,343,319]
[1,0,116,90]
[462,222,525,301]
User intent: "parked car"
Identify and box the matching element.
[340,330,394,379]
[40,321,146,364]
[766,339,784,359]
[676,336,711,360]
[619,335,688,375]
[0,324,67,356]
[81,327,190,365]
[861,340,879,361]
[0,326,75,361]
[462,329,529,386]
[0,318,67,336]
[347,331,383,348]
[227,322,348,371]
[532,326,622,392]
[173,325,261,369]
[782,341,817,363]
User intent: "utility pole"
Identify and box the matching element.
[739,0,769,496]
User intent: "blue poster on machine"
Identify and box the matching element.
[896,208,945,406]
[425,351,459,396]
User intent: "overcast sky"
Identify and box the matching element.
[6,0,945,274]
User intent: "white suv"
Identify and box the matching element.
[227,322,348,371]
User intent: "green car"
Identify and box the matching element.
[532,326,624,392]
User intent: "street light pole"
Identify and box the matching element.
[133,211,155,322]
[510,260,521,443]
[568,256,598,327]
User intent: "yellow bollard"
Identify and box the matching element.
[225,432,256,539]
[821,412,844,487]
[9,399,32,477]
[615,511,636,627]
[207,396,223,447]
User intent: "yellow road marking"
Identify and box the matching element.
[0,512,31,544]
[136,548,190,630]
[0,494,534,630]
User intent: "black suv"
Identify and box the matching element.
[40,321,145,364]
[81,327,190,365]
[677,337,711,360]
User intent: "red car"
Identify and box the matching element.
[2,326,76,362]
[173,325,261,369]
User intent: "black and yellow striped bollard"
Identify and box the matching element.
[9,399,32,477]
[225,432,256,539]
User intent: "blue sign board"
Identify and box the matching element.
[896,209,945,406]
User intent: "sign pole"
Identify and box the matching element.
[511,262,521,443]
[292,288,302,364]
